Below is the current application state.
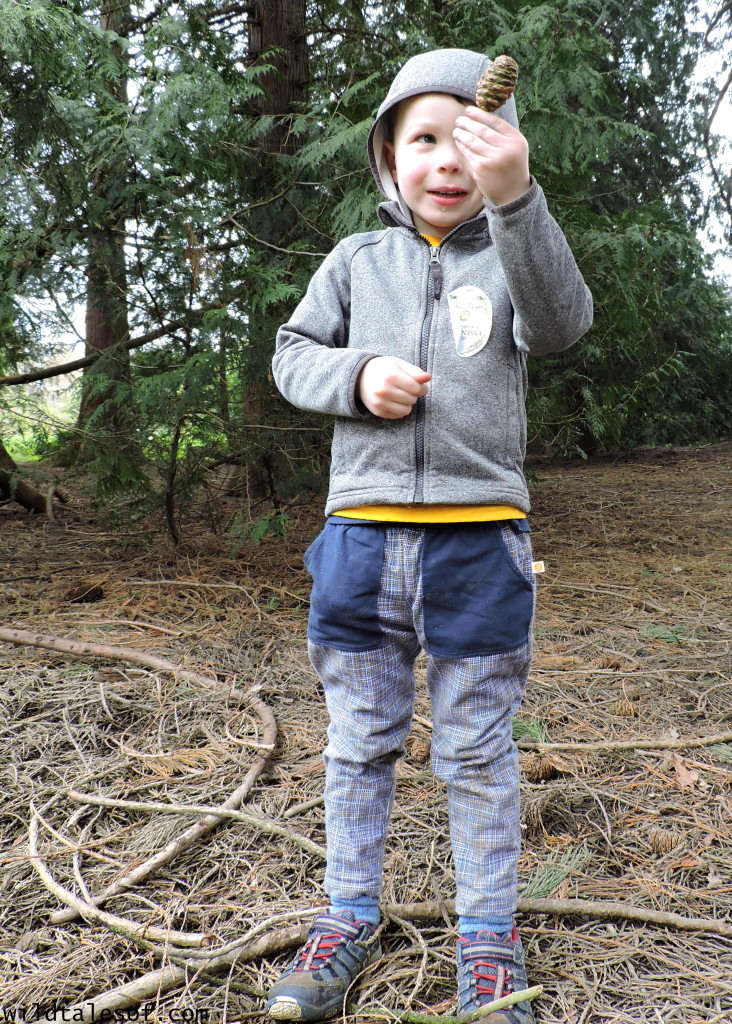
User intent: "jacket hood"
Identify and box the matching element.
[367,49,520,211]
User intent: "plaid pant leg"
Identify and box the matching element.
[309,528,422,902]
[426,642,532,919]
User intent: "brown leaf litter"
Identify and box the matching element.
[0,442,730,1022]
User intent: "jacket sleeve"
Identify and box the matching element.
[272,242,375,418]
[486,180,593,355]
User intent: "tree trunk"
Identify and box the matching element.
[235,0,309,502]
[0,439,53,514]
[76,0,132,439]
[248,0,308,154]
[77,219,131,430]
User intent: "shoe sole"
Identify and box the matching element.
[267,997,306,1020]
[266,996,341,1021]
[265,943,382,1021]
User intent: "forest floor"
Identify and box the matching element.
[1,442,731,1024]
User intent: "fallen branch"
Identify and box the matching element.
[386,898,732,939]
[516,730,732,753]
[414,707,732,755]
[0,626,236,691]
[46,919,313,1022]
[46,888,732,1020]
[29,807,214,947]
[357,986,543,1024]
[68,790,327,860]
[0,626,278,926]
[0,439,63,515]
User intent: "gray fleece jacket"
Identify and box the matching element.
[273,49,593,516]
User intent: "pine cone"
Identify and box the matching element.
[476,55,518,113]
[647,826,682,855]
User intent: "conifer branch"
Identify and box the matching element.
[704,1,732,42]
[225,217,328,257]
[702,64,732,227]
[0,305,224,388]
[205,2,257,23]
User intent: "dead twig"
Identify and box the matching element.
[356,987,544,1023]
[516,729,732,753]
[283,794,326,818]
[67,790,327,860]
[386,899,732,939]
[45,484,57,522]
[28,806,215,947]
[0,626,281,925]
[50,716,276,925]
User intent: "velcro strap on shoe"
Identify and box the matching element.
[462,940,525,966]
[310,914,369,941]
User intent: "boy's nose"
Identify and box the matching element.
[436,141,463,172]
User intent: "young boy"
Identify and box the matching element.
[266,48,592,1024]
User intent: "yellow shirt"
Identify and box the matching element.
[333,234,526,525]
[333,504,526,523]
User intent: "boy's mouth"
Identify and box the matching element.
[428,187,468,206]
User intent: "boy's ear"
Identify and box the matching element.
[383,141,398,183]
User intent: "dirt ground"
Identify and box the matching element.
[1,442,730,1024]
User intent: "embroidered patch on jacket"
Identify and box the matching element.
[447,286,493,357]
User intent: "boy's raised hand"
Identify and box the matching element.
[453,106,530,208]
[358,356,431,419]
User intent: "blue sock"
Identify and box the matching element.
[329,896,381,927]
[458,915,514,939]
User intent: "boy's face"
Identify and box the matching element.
[384,93,485,239]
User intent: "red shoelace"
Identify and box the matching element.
[295,931,343,970]
[472,961,514,997]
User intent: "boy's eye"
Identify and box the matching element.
[416,133,437,144]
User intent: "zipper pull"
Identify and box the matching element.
[429,245,442,299]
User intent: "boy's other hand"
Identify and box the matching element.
[453,107,530,208]
[358,356,431,419]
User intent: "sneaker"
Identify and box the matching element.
[455,928,535,1023]
[265,911,382,1021]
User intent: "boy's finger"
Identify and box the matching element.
[394,371,430,397]
[454,124,503,151]
[461,107,516,133]
[394,358,432,382]
[380,405,413,419]
[376,393,419,417]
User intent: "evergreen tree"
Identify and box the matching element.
[700,0,732,239]
[0,0,728,524]
[76,0,133,442]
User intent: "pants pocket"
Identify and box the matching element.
[305,520,386,651]
[422,522,534,657]
[497,519,535,587]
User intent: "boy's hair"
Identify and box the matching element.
[384,91,467,144]
[368,49,519,207]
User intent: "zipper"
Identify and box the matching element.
[428,245,442,299]
[414,243,443,503]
